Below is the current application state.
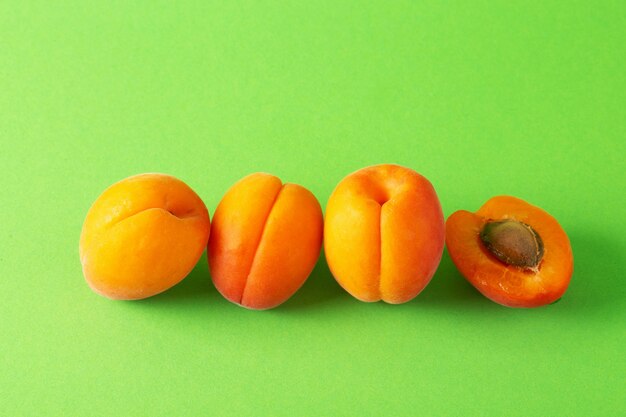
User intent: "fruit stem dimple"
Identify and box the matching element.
[479,219,544,270]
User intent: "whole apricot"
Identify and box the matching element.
[446,196,573,307]
[324,164,445,303]
[79,173,210,300]
[208,173,323,310]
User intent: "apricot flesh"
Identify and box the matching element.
[446,196,573,308]
[208,173,323,310]
[324,164,445,303]
[79,173,211,300]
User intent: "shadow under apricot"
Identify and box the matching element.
[546,228,623,317]
[279,251,350,312]
[136,251,221,305]
[414,249,488,309]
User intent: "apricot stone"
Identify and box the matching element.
[324,164,445,303]
[79,173,210,300]
[208,173,323,310]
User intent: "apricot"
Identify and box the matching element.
[446,196,573,308]
[208,173,323,310]
[79,173,210,300]
[324,164,445,303]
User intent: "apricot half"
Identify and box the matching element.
[324,164,445,303]
[446,196,573,307]
[79,173,211,300]
[208,173,323,310]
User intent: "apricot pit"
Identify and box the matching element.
[480,220,544,270]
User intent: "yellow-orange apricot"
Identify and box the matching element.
[79,173,210,300]
[324,164,445,303]
[208,173,323,310]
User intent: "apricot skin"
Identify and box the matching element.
[208,173,323,310]
[79,174,211,300]
[324,164,445,303]
[446,196,573,308]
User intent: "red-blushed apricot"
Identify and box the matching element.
[79,173,210,300]
[324,164,445,303]
[208,173,323,310]
[446,196,573,308]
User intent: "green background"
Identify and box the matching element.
[1,1,624,416]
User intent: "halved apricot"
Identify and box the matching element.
[446,196,573,307]
[79,173,211,300]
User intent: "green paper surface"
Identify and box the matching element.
[1,1,624,416]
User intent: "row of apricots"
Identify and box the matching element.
[79,164,573,309]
